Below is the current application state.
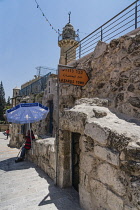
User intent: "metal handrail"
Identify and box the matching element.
[65,0,140,64]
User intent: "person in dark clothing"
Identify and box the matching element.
[6,129,9,139]
[15,130,35,163]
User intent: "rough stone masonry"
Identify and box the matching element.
[57,30,140,210]
[59,98,140,210]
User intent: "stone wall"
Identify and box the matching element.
[27,137,56,181]
[57,31,140,209]
[0,124,9,132]
[42,74,58,136]
[9,125,56,182]
[9,124,23,148]
[65,30,140,121]
[59,98,140,210]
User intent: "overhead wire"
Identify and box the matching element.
[34,0,86,37]
[34,0,59,34]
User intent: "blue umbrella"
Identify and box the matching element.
[6,103,49,124]
[6,103,49,152]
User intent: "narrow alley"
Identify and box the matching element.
[0,132,82,210]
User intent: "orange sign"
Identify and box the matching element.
[59,69,89,87]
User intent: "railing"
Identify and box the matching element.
[65,0,140,64]
[58,33,80,42]
[19,73,51,97]
[58,29,80,42]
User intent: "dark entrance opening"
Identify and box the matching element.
[72,132,80,192]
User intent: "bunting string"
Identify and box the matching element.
[34,0,59,34]
[34,0,85,37]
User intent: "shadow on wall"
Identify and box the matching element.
[109,107,140,126]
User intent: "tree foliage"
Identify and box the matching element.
[4,96,11,113]
[0,81,6,121]
[6,96,11,106]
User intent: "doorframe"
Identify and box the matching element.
[70,132,81,192]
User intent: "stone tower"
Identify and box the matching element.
[58,17,79,65]
[12,86,20,107]
[13,86,20,98]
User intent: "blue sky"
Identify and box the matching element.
[0,0,135,99]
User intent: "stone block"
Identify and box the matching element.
[97,163,126,196]
[27,139,56,182]
[60,110,86,134]
[80,170,90,192]
[59,154,70,170]
[93,41,107,59]
[84,123,109,146]
[44,165,55,180]
[41,144,48,156]
[79,135,94,153]
[125,142,140,161]
[79,185,92,210]
[107,190,123,210]
[108,131,131,151]
[121,160,140,176]
[128,97,140,108]
[120,151,125,160]
[90,179,108,209]
[57,167,71,188]
[75,97,109,107]
[80,153,95,174]
[124,205,138,210]
[38,144,44,155]
[94,145,120,166]
[59,139,71,156]
[49,152,56,170]
[127,179,140,209]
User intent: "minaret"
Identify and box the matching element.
[13,86,20,98]
[58,12,79,65]
[12,86,20,107]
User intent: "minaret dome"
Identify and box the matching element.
[58,14,80,65]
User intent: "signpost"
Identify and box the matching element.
[59,68,89,87]
[55,66,89,185]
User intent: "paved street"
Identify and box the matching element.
[0,132,82,210]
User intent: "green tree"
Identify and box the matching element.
[0,81,6,121]
[4,96,11,112]
[6,96,11,106]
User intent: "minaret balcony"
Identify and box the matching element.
[58,38,79,48]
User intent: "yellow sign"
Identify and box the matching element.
[59,69,89,87]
